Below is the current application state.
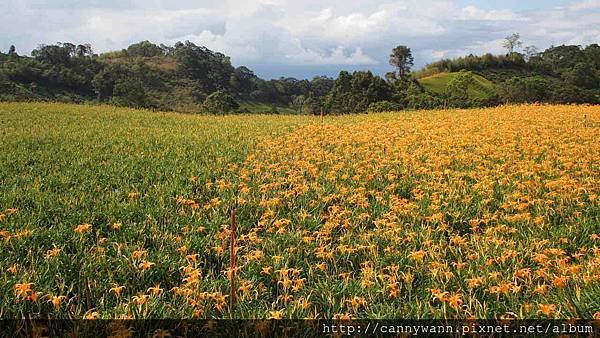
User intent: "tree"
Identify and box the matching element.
[500,76,549,103]
[535,45,586,74]
[550,82,590,103]
[309,76,334,97]
[406,81,443,109]
[367,101,402,113]
[293,95,324,115]
[502,33,522,54]
[126,41,163,57]
[523,45,538,61]
[445,70,474,107]
[385,71,398,83]
[202,90,239,114]
[583,44,600,69]
[229,66,256,94]
[31,44,72,65]
[389,45,414,79]
[562,62,598,89]
[76,44,93,58]
[92,66,119,101]
[173,41,235,95]
[325,70,394,114]
[111,78,148,108]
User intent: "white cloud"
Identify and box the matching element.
[458,6,524,21]
[285,46,377,65]
[569,0,600,11]
[283,2,449,44]
[418,49,450,60]
[176,8,378,66]
[454,39,507,57]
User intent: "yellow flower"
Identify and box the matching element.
[185,253,198,263]
[45,247,61,259]
[132,249,147,259]
[147,285,163,297]
[74,223,92,234]
[138,261,155,271]
[447,293,464,311]
[332,313,353,320]
[28,291,42,302]
[268,310,283,320]
[408,250,426,262]
[110,285,125,297]
[14,283,33,299]
[84,310,99,319]
[49,295,66,308]
[132,294,149,305]
[534,284,549,295]
[430,288,448,303]
[552,276,568,288]
[466,277,484,288]
[537,303,556,317]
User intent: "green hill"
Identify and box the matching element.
[419,71,495,98]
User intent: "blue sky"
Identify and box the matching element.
[1,0,598,79]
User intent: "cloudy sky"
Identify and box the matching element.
[1,0,599,79]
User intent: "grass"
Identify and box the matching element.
[419,71,495,98]
[1,102,599,320]
[0,102,304,318]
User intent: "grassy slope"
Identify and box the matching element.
[419,71,495,98]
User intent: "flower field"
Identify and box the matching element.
[0,102,599,319]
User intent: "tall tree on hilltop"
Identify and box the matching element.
[389,45,414,79]
[76,44,93,58]
[523,45,538,61]
[503,33,523,54]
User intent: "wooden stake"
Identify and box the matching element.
[229,207,237,312]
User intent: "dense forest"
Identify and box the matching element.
[0,38,598,114]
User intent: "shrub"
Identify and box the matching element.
[549,83,591,104]
[500,76,550,103]
[407,92,444,110]
[110,78,148,108]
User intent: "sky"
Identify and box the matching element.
[1,0,599,79]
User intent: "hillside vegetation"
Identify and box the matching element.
[419,72,494,99]
[1,102,599,320]
[1,41,599,114]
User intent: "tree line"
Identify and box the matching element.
[1,36,598,114]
